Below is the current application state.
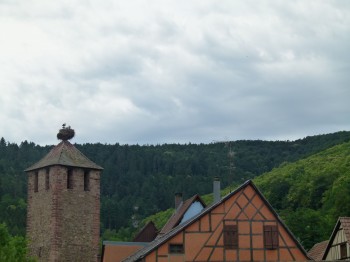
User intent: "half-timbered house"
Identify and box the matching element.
[122,180,309,261]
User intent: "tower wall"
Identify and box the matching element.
[27,165,101,262]
[27,168,53,260]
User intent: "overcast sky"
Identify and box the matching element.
[1,1,349,146]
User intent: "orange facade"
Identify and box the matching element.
[140,182,308,262]
[102,242,148,262]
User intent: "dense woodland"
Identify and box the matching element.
[254,141,350,249]
[0,131,350,250]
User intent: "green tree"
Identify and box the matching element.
[0,223,35,262]
[279,208,331,250]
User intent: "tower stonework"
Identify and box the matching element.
[25,130,103,262]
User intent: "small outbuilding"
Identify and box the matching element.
[321,217,350,261]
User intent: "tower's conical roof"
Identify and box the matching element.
[25,140,103,172]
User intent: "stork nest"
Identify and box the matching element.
[57,127,75,141]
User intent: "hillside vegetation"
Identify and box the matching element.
[0,131,349,243]
[254,141,350,249]
[142,140,350,250]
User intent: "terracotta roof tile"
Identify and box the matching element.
[25,140,103,171]
[308,240,328,261]
[340,217,350,244]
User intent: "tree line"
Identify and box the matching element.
[0,131,349,243]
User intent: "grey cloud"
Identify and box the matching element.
[0,0,349,145]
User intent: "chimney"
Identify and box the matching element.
[213,177,221,204]
[175,192,183,210]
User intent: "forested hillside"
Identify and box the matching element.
[0,131,349,241]
[140,140,350,250]
[254,140,350,249]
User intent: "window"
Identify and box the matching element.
[264,225,279,249]
[34,172,39,192]
[340,242,347,259]
[45,168,50,190]
[169,244,184,254]
[223,225,238,249]
[84,170,90,191]
[67,169,73,189]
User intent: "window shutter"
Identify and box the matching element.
[264,226,272,248]
[264,225,278,249]
[271,226,279,249]
[224,225,238,249]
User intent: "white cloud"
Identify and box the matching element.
[0,0,349,145]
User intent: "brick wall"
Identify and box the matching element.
[27,166,101,262]
[27,168,53,260]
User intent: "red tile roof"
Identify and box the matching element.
[308,240,328,261]
[340,217,350,244]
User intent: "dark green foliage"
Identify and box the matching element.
[142,208,174,231]
[0,140,51,236]
[140,138,350,250]
[0,196,26,236]
[101,227,137,242]
[0,131,349,246]
[83,131,350,234]
[278,208,331,250]
[254,141,350,249]
[0,223,35,262]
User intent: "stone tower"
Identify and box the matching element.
[25,126,103,261]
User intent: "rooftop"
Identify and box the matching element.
[308,240,328,261]
[25,140,103,171]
